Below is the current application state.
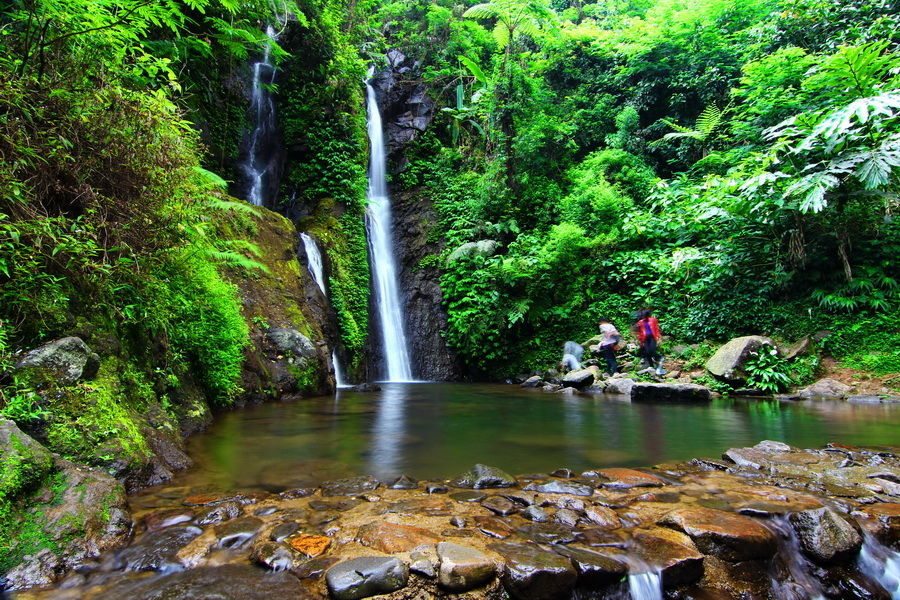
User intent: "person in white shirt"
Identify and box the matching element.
[598,318,621,375]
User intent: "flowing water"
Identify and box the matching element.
[243,25,278,207]
[299,232,347,387]
[859,534,900,599]
[136,383,900,495]
[364,77,413,382]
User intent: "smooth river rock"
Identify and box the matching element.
[491,542,577,600]
[661,507,777,561]
[437,542,496,591]
[325,556,410,600]
[451,464,517,489]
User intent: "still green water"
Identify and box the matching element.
[166,383,900,494]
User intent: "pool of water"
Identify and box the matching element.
[143,383,900,497]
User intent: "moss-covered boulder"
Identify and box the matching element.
[1,422,131,589]
[14,337,100,386]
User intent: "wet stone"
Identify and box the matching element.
[357,521,441,553]
[517,523,577,545]
[390,474,418,490]
[309,512,338,526]
[309,498,361,512]
[452,464,517,489]
[426,483,449,494]
[524,480,594,496]
[253,506,278,517]
[523,505,550,522]
[789,507,863,564]
[450,516,467,528]
[321,476,380,497]
[584,505,621,529]
[553,545,627,584]
[279,487,317,500]
[503,491,536,506]
[293,556,339,580]
[112,525,202,572]
[437,541,496,591]
[215,516,263,549]
[555,497,587,512]
[482,495,518,516]
[270,521,301,542]
[143,509,194,532]
[596,468,666,489]
[474,515,514,539]
[554,508,580,528]
[633,528,704,587]
[451,491,487,503]
[491,541,578,600]
[197,501,242,525]
[552,468,576,479]
[325,556,410,600]
[410,545,438,578]
[252,542,296,571]
[661,507,777,561]
[289,534,332,557]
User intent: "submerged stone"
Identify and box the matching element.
[357,521,440,553]
[325,556,410,600]
[112,525,203,572]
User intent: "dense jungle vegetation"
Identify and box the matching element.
[1,0,899,405]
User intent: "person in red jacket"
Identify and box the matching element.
[635,309,665,375]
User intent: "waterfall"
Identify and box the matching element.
[364,76,413,382]
[622,556,662,600]
[243,25,278,207]
[766,516,827,600]
[859,534,900,599]
[300,232,348,388]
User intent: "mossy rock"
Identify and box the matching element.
[0,419,55,502]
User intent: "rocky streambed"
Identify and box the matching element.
[10,441,900,600]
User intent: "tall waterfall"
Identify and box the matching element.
[300,233,347,388]
[364,77,413,382]
[243,25,278,206]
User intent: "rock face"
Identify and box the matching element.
[366,51,460,382]
[705,335,775,385]
[14,337,100,385]
[631,382,711,403]
[789,507,862,564]
[325,556,410,600]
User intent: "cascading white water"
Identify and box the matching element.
[300,232,348,388]
[364,76,413,382]
[623,556,663,600]
[244,25,278,206]
[859,534,900,599]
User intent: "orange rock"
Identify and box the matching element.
[596,468,665,489]
[661,507,777,561]
[357,522,441,553]
[289,534,331,557]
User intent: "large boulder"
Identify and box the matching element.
[604,378,635,395]
[561,369,594,390]
[0,419,55,500]
[631,383,711,403]
[705,336,775,385]
[797,378,852,400]
[14,337,100,386]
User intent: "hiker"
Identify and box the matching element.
[598,318,621,375]
[635,309,665,375]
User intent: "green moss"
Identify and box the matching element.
[0,433,54,503]
[0,470,66,573]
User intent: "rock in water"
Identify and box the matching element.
[705,335,775,385]
[451,464,517,489]
[521,375,543,388]
[321,475,381,496]
[661,507,777,561]
[437,542,496,591]
[15,336,100,385]
[789,507,862,564]
[561,368,594,389]
[797,378,853,400]
[631,382,711,403]
[325,557,410,600]
[604,378,635,395]
[491,542,577,600]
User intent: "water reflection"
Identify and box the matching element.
[158,384,900,496]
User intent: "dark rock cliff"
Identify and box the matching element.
[369,51,462,381]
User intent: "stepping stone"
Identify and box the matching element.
[490,542,577,600]
[660,507,777,561]
[357,522,440,553]
[452,464,517,489]
[325,557,409,600]
[437,542,496,591]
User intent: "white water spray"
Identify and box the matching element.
[859,534,900,599]
[623,556,663,600]
[364,75,413,382]
[244,25,278,206]
[300,232,348,388]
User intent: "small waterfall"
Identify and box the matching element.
[243,25,278,207]
[562,340,584,371]
[622,556,662,600]
[766,516,827,600]
[300,232,348,388]
[364,75,413,382]
[859,534,900,599]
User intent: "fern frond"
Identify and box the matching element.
[463,4,497,19]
